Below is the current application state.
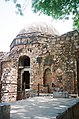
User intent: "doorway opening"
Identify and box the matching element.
[22,71,30,90]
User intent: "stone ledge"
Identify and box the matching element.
[53,91,69,98]
[10,97,79,119]
[57,101,79,119]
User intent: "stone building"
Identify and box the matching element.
[0,22,79,102]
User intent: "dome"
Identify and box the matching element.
[10,22,59,50]
[19,22,59,36]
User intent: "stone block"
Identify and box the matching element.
[57,102,79,119]
[53,91,69,98]
[0,102,10,119]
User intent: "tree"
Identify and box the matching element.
[4,0,23,15]
[32,0,79,29]
[4,0,79,29]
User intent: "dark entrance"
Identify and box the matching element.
[22,71,30,90]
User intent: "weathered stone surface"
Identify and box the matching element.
[10,97,79,119]
[53,91,69,98]
[0,23,79,102]
[0,102,10,119]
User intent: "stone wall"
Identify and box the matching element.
[1,61,17,102]
[57,102,79,119]
[0,30,79,102]
[0,102,10,119]
[0,52,9,79]
[41,30,79,93]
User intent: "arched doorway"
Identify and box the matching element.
[22,71,30,90]
[17,55,30,100]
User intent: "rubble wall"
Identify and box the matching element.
[0,30,79,101]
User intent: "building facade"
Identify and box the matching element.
[0,22,79,102]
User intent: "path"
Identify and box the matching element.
[10,96,79,119]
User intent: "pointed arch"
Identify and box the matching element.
[43,68,51,85]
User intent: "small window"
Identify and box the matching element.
[19,55,30,67]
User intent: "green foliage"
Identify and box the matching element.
[32,0,79,29]
[4,0,79,29]
[37,57,42,64]
[5,0,23,15]
[44,55,53,66]
[15,3,23,15]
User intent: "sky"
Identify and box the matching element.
[0,0,73,52]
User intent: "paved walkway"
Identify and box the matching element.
[10,96,79,119]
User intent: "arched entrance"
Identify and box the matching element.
[17,55,30,100]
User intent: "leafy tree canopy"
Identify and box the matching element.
[4,0,79,29]
[32,0,79,29]
[5,0,23,15]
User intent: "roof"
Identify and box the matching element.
[10,22,59,50]
[18,22,59,36]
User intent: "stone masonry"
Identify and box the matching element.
[0,22,79,102]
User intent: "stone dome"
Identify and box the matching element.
[10,22,59,50]
[19,22,59,36]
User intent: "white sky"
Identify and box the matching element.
[0,0,73,52]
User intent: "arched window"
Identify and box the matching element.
[19,55,30,67]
